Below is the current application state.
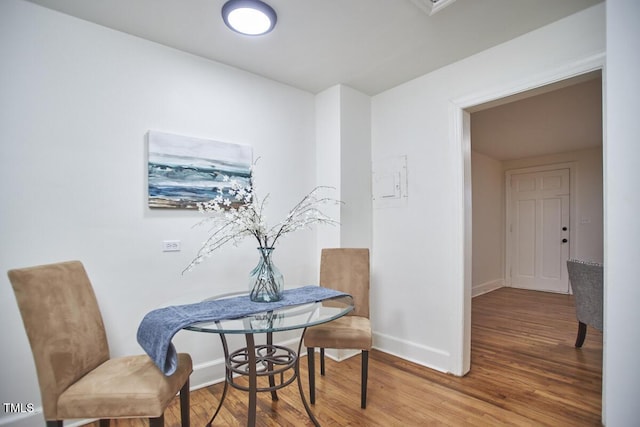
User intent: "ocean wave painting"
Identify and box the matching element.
[148,131,252,209]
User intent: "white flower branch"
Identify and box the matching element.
[183,175,341,274]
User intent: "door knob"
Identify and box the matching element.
[562,238,568,243]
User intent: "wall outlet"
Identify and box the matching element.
[162,240,181,252]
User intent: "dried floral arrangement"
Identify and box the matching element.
[184,169,341,274]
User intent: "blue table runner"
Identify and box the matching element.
[137,285,348,375]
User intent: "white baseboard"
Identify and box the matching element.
[372,331,451,374]
[1,336,304,427]
[188,335,303,390]
[0,410,96,427]
[312,348,360,362]
[188,356,227,390]
[0,410,44,427]
[5,334,445,427]
[472,279,504,298]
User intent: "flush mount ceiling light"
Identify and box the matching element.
[222,0,277,36]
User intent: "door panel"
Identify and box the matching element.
[541,197,563,279]
[510,168,570,293]
[515,199,536,277]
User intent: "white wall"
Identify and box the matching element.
[315,86,343,253]
[6,0,637,424]
[371,4,605,375]
[314,84,372,361]
[315,85,372,253]
[339,86,372,249]
[471,151,504,295]
[0,1,318,425]
[603,0,640,425]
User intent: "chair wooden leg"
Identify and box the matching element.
[307,347,316,404]
[180,378,190,427]
[575,321,587,348]
[361,350,369,409]
[149,414,164,427]
[99,419,110,427]
[320,348,326,376]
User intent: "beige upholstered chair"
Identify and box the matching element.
[304,248,372,409]
[8,261,192,427]
[566,259,603,348]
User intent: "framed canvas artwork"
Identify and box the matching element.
[147,131,252,209]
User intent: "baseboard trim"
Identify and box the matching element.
[1,336,304,427]
[373,331,451,374]
[472,279,504,298]
[3,335,449,426]
[314,348,360,362]
[188,335,303,390]
[0,409,44,427]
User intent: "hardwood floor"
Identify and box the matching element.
[96,287,603,426]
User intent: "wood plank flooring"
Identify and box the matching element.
[95,287,603,426]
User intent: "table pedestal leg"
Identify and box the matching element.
[267,332,279,401]
[296,328,320,427]
[208,330,321,427]
[245,333,257,427]
[207,333,230,427]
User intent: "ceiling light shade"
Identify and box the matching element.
[222,0,277,36]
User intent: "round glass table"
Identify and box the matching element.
[184,291,354,427]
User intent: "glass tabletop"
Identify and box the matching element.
[184,291,354,334]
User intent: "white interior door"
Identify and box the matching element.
[508,168,570,293]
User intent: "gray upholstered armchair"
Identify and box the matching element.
[566,259,603,348]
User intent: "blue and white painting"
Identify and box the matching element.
[148,131,252,209]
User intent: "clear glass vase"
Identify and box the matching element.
[248,247,284,302]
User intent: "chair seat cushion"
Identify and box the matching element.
[304,316,372,350]
[57,353,192,419]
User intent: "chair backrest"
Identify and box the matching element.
[566,259,603,331]
[320,248,370,318]
[8,261,110,419]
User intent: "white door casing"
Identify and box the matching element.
[452,53,603,377]
[506,166,573,294]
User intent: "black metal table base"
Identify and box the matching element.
[207,328,319,427]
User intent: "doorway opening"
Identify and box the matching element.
[450,54,604,376]
[468,71,603,297]
[454,61,604,405]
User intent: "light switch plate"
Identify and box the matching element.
[162,240,181,252]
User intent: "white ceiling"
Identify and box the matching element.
[24,0,604,160]
[471,72,603,161]
[25,0,602,96]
